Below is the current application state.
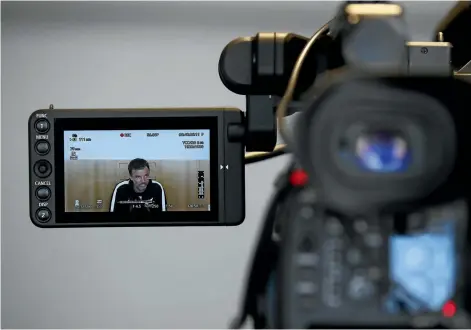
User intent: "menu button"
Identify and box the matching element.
[35,140,50,155]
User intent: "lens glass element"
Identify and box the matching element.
[354,131,410,173]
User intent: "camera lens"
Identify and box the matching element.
[354,130,411,173]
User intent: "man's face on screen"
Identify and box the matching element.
[130,167,150,193]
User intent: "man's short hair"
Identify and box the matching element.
[128,158,150,175]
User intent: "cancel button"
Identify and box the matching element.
[35,186,51,201]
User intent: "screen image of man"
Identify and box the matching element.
[110,158,167,214]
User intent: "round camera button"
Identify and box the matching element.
[36,208,51,223]
[35,140,50,155]
[35,119,50,133]
[35,186,51,201]
[34,160,52,178]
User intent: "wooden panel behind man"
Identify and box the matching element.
[64,159,211,212]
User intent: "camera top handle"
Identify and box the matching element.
[219,30,339,153]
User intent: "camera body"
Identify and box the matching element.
[272,68,471,326]
[282,75,469,324]
[255,76,471,328]
[28,108,245,227]
[221,2,471,329]
[277,190,469,328]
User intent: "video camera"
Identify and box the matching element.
[222,1,471,329]
[27,1,471,328]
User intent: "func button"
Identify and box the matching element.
[36,208,51,222]
[35,119,50,133]
[35,140,50,155]
[34,160,52,178]
[35,186,51,201]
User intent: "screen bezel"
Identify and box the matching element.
[54,117,219,223]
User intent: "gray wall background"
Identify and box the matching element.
[1,1,456,328]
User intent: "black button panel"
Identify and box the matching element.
[35,140,50,155]
[34,160,52,178]
[283,198,467,328]
[35,119,50,133]
[289,200,321,314]
[31,113,54,226]
[285,201,391,328]
[36,208,51,222]
[35,186,51,201]
[322,217,345,308]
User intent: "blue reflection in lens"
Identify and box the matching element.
[354,132,410,173]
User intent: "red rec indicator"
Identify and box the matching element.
[120,133,124,137]
[289,169,308,187]
[442,300,457,318]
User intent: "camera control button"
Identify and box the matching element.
[35,140,50,155]
[364,232,383,249]
[34,160,52,178]
[296,281,318,295]
[298,236,314,252]
[35,186,51,201]
[296,253,319,267]
[36,208,51,222]
[35,119,50,133]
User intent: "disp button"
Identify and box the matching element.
[36,208,51,222]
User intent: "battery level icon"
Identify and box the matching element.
[208,204,211,211]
